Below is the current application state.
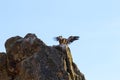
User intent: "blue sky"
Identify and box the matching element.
[0,0,120,80]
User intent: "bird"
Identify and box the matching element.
[55,36,79,45]
[54,36,80,80]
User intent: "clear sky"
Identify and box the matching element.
[0,0,120,80]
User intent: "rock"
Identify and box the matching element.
[0,52,9,80]
[0,33,85,80]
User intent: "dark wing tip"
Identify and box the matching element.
[69,36,79,40]
[68,36,79,44]
[54,37,59,41]
[54,36,63,41]
[74,36,79,40]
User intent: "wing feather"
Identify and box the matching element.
[67,36,79,44]
[54,36,63,41]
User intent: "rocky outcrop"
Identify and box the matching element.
[0,33,85,80]
[0,52,8,80]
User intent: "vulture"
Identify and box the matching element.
[55,36,79,45]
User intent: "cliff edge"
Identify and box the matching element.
[0,33,85,80]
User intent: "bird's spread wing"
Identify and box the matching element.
[54,36,63,41]
[67,36,79,44]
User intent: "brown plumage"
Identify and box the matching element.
[55,36,79,45]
